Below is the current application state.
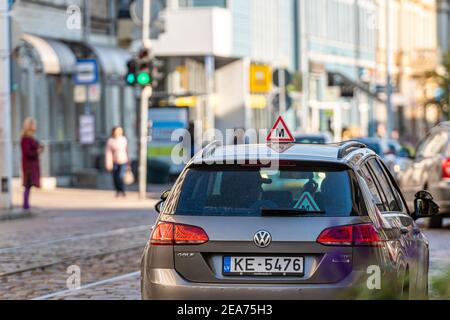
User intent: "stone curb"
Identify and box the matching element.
[0,209,35,222]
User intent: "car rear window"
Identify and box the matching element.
[174,165,363,217]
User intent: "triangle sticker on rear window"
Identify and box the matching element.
[294,192,320,212]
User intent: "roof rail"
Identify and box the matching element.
[202,140,223,158]
[337,141,367,159]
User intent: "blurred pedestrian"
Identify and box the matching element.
[21,118,43,210]
[105,126,129,197]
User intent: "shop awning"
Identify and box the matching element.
[21,34,77,74]
[88,44,132,76]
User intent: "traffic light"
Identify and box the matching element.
[125,59,136,86]
[150,58,165,88]
[136,49,152,86]
[124,49,165,88]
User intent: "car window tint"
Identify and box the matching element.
[368,159,401,212]
[376,159,407,212]
[360,164,385,211]
[175,166,360,217]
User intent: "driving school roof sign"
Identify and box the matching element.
[266,116,295,143]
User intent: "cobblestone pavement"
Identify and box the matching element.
[424,224,450,276]
[0,248,143,300]
[46,272,141,300]
[0,186,164,300]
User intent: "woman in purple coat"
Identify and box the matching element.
[21,118,43,210]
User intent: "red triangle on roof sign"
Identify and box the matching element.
[266,116,295,143]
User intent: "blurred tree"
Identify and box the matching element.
[426,52,450,120]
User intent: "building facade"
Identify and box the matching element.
[301,0,378,140]
[119,0,378,147]
[11,0,136,187]
[376,0,439,142]
[437,0,450,54]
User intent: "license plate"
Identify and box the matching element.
[223,256,304,276]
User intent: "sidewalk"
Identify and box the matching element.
[0,183,172,220]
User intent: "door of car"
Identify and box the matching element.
[363,157,427,297]
[401,130,449,204]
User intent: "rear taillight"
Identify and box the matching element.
[317,224,382,247]
[150,222,209,246]
[442,158,450,179]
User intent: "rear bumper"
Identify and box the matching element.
[141,268,371,300]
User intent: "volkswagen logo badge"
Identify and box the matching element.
[253,230,272,248]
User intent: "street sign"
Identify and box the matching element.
[272,93,293,111]
[74,59,99,85]
[266,116,295,143]
[79,115,95,145]
[273,68,292,87]
[250,64,272,93]
[130,0,166,39]
[74,84,101,103]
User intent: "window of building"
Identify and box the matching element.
[179,0,227,8]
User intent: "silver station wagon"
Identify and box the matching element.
[141,142,438,300]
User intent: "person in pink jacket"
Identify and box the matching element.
[105,126,129,197]
[20,118,43,210]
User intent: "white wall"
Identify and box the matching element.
[153,8,233,57]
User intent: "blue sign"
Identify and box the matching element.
[74,59,99,85]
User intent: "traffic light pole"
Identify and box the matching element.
[0,1,13,211]
[138,0,152,199]
[299,0,309,132]
[139,86,152,199]
[385,0,394,139]
[278,69,287,115]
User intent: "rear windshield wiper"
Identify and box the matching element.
[261,208,326,216]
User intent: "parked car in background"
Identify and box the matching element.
[353,137,412,182]
[294,132,333,144]
[398,122,450,228]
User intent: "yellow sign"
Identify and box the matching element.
[250,64,272,93]
[175,96,197,107]
[250,95,267,109]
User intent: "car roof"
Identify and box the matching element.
[191,142,375,166]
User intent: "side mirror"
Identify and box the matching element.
[414,190,439,220]
[155,190,171,213]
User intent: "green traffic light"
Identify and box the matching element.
[126,73,136,85]
[137,72,151,86]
